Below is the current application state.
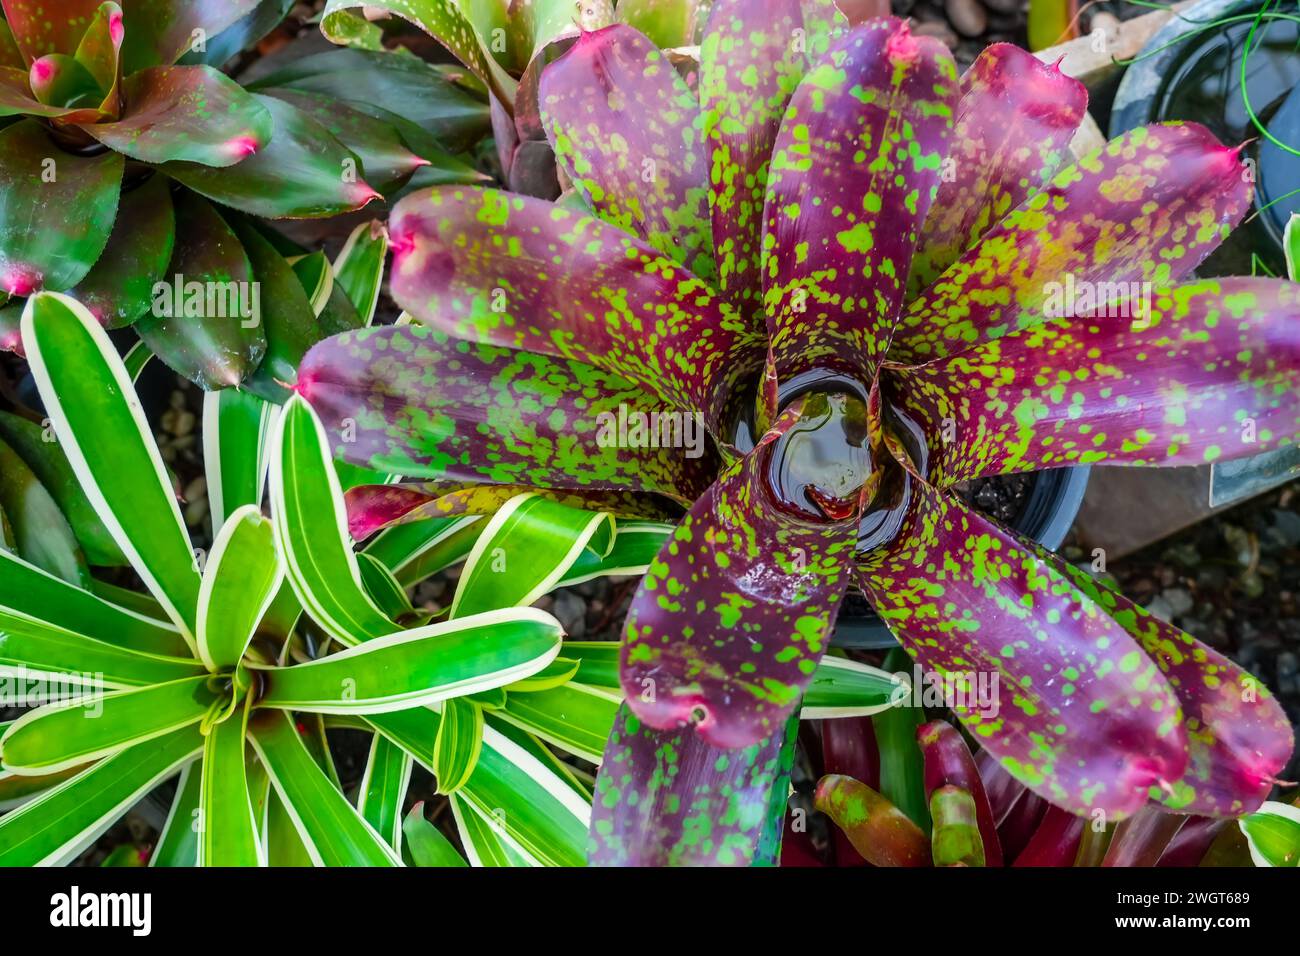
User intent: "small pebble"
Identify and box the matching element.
[981,0,1021,13]
[912,20,959,49]
[944,0,988,38]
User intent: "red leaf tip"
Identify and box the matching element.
[109,11,125,46]
[0,329,23,356]
[225,135,260,159]
[29,58,54,85]
[2,266,41,297]
[389,228,416,259]
[349,182,384,206]
[1049,53,1068,73]
[886,20,918,63]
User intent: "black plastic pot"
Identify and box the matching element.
[830,466,1093,649]
[1109,0,1300,276]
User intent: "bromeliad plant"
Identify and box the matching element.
[298,0,1300,866]
[0,291,903,865]
[0,0,488,392]
[318,0,714,197]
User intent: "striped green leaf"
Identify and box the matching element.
[368,709,589,867]
[150,761,202,867]
[254,607,563,714]
[21,293,201,648]
[357,552,421,625]
[800,656,906,718]
[358,733,413,850]
[366,515,483,587]
[449,795,532,867]
[451,493,615,618]
[1241,800,1300,867]
[0,676,218,775]
[498,682,620,765]
[0,764,84,813]
[202,389,278,529]
[197,506,284,672]
[249,709,399,866]
[0,549,189,658]
[432,696,483,795]
[556,521,671,587]
[271,394,393,646]
[199,706,263,866]
[334,220,388,326]
[403,802,467,866]
[0,728,201,866]
[0,607,206,688]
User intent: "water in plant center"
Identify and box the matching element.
[764,391,873,521]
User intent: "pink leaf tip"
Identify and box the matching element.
[349,182,384,207]
[0,329,23,356]
[886,20,918,63]
[109,12,125,46]
[225,135,260,159]
[29,58,54,85]
[2,265,41,297]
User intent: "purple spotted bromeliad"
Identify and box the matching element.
[297,2,1299,865]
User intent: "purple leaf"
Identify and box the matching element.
[1011,805,1084,866]
[888,277,1300,484]
[387,185,764,437]
[589,703,793,866]
[763,19,958,385]
[539,24,714,280]
[889,122,1253,365]
[297,323,718,503]
[0,119,122,294]
[1040,544,1294,817]
[0,0,104,61]
[698,0,830,318]
[1100,805,1184,866]
[859,477,1188,819]
[907,43,1088,296]
[84,65,273,167]
[619,395,864,749]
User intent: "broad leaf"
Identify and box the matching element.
[297,324,716,502]
[67,173,175,329]
[198,705,262,866]
[907,43,1087,295]
[859,477,1188,818]
[764,20,958,383]
[890,122,1253,364]
[196,505,283,672]
[85,65,273,165]
[403,801,467,866]
[133,189,265,388]
[163,94,380,219]
[540,24,714,280]
[891,277,1300,484]
[0,675,217,774]
[0,432,89,586]
[387,185,765,436]
[270,394,395,646]
[1240,801,1300,867]
[452,493,614,617]
[118,0,262,72]
[2,0,103,61]
[0,119,122,294]
[620,397,860,748]
[22,292,202,645]
[498,682,620,764]
[0,727,200,866]
[249,709,399,866]
[252,607,563,714]
[589,704,792,866]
